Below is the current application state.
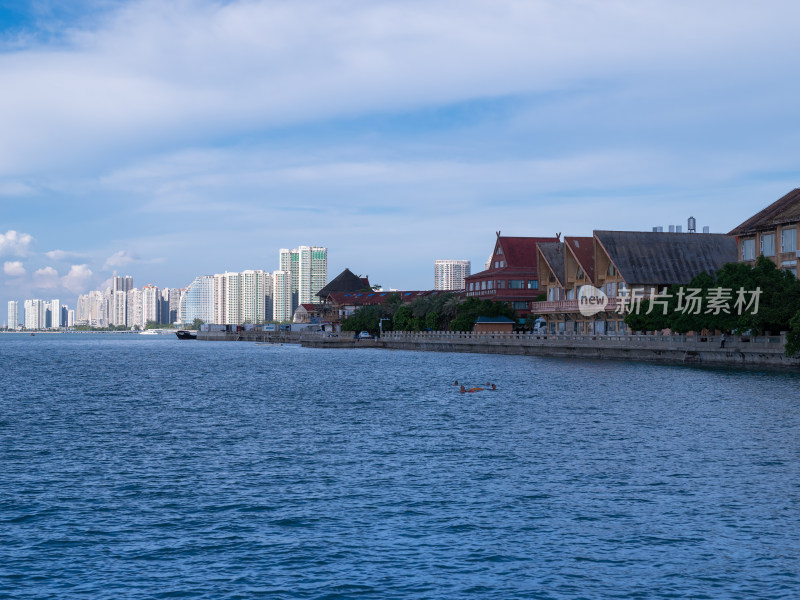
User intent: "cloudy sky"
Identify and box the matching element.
[2,0,799,317]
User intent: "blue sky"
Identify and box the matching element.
[2,0,800,317]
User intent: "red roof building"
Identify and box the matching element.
[464,232,560,317]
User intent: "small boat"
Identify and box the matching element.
[175,330,197,340]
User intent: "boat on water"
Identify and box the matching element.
[139,329,162,335]
[175,330,197,340]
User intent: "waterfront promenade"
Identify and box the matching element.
[197,329,800,369]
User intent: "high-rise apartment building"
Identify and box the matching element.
[434,260,471,291]
[240,270,271,324]
[24,299,45,330]
[179,275,215,325]
[127,288,144,329]
[278,246,327,317]
[67,309,75,327]
[272,270,292,322]
[113,290,127,327]
[50,299,61,328]
[142,285,160,326]
[7,300,18,329]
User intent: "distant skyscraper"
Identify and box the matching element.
[240,270,271,324]
[272,270,292,322]
[279,246,327,316]
[113,290,127,327]
[50,299,61,328]
[127,288,144,329]
[24,299,45,330]
[142,285,160,326]
[7,300,18,329]
[434,260,471,291]
[179,276,215,324]
[67,309,75,327]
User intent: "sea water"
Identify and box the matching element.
[1,334,798,599]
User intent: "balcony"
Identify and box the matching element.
[531,297,620,315]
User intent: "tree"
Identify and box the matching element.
[785,310,800,357]
[192,318,205,330]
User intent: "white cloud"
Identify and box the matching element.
[0,0,797,177]
[32,266,60,288]
[103,250,138,270]
[3,261,26,277]
[61,264,94,294]
[45,249,88,261]
[0,230,35,256]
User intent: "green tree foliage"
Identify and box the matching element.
[449,298,517,332]
[785,310,800,357]
[191,318,205,330]
[624,257,800,335]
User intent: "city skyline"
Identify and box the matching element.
[2,1,800,314]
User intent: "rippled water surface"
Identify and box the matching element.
[1,333,799,599]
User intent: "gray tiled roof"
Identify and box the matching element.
[537,242,565,286]
[729,188,800,235]
[594,231,738,286]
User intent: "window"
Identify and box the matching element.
[509,280,524,289]
[512,301,528,310]
[469,282,474,291]
[496,246,503,255]
[527,280,538,289]
[760,233,776,257]
[497,280,505,289]
[494,261,499,269]
[487,280,493,289]
[576,268,585,279]
[781,228,797,253]
[566,288,575,300]
[742,238,756,261]
[480,281,486,290]
[607,264,616,276]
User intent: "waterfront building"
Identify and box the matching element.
[729,188,800,278]
[112,275,133,294]
[7,300,18,329]
[179,275,215,325]
[532,230,738,335]
[76,290,109,327]
[434,260,471,291]
[67,309,75,327]
[464,233,560,318]
[168,288,181,324]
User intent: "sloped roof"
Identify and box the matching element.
[499,236,561,267]
[326,290,442,306]
[537,242,565,286]
[729,188,800,235]
[565,236,595,282]
[317,268,370,297]
[594,230,738,286]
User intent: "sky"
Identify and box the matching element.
[2,0,800,319]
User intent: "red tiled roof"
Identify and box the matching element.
[564,236,595,282]
[299,303,318,310]
[500,236,561,267]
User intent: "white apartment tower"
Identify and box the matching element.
[127,288,144,329]
[279,246,327,316]
[7,300,18,329]
[24,299,45,330]
[434,260,471,291]
[50,299,61,328]
[272,270,292,322]
[240,270,271,324]
[142,285,160,326]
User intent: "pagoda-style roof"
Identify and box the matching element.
[537,242,566,286]
[316,268,371,298]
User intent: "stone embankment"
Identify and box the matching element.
[198,329,799,369]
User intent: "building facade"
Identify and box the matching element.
[7,300,18,329]
[729,188,800,278]
[279,246,328,317]
[464,233,560,318]
[179,275,215,325]
[434,260,471,291]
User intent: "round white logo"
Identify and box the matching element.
[578,285,608,316]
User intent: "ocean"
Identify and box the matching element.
[1,333,798,599]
